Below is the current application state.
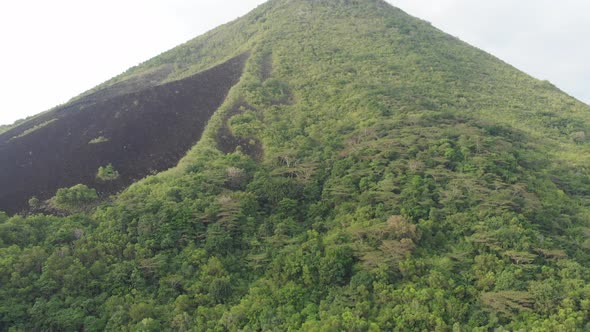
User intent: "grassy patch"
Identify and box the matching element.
[9,118,57,141]
[88,136,110,144]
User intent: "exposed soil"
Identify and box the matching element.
[0,53,248,214]
[261,53,273,81]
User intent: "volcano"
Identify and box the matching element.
[1,0,590,330]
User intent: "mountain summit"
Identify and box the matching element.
[2,0,590,330]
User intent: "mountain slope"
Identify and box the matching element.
[2,0,590,330]
[0,54,247,213]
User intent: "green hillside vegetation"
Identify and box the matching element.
[2,0,590,330]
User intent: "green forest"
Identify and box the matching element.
[2,0,590,330]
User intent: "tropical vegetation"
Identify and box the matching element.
[1,0,590,330]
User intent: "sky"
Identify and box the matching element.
[0,0,588,126]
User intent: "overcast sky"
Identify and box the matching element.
[0,1,588,126]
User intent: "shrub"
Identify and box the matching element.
[54,184,98,209]
[28,196,41,210]
[88,136,110,144]
[96,164,120,181]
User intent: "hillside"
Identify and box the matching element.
[0,53,247,214]
[2,0,590,330]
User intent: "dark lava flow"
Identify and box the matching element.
[0,53,248,214]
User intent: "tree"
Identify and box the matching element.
[53,184,98,210]
[97,164,120,181]
[28,196,41,210]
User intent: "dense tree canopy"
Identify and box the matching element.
[2,0,590,330]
